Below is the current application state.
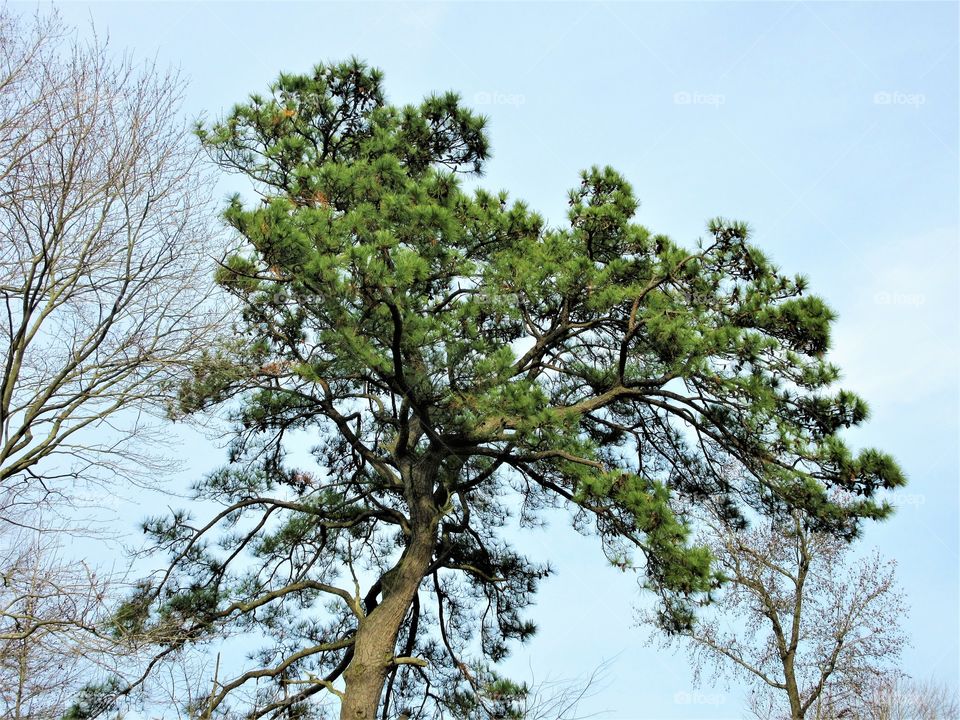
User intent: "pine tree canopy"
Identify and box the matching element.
[132,59,904,719]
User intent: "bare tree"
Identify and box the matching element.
[0,7,221,717]
[518,660,611,720]
[648,510,908,720]
[0,6,221,522]
[856,676,960,720]
[0,521,120,718]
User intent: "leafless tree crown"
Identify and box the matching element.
[0,7,222,519]
[649,510,909,720]
[0,8,223,718]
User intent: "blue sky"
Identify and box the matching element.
[42,2,959,718]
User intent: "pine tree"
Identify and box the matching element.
[128,60,904,720]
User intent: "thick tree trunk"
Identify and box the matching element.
[784,661,803,720]
[340,461,440,720]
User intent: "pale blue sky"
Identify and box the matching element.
[40,2,959,718]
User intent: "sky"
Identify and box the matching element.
[30,2,960,718]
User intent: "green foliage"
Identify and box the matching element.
[62,678,122,720]
[132,60,903,719]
